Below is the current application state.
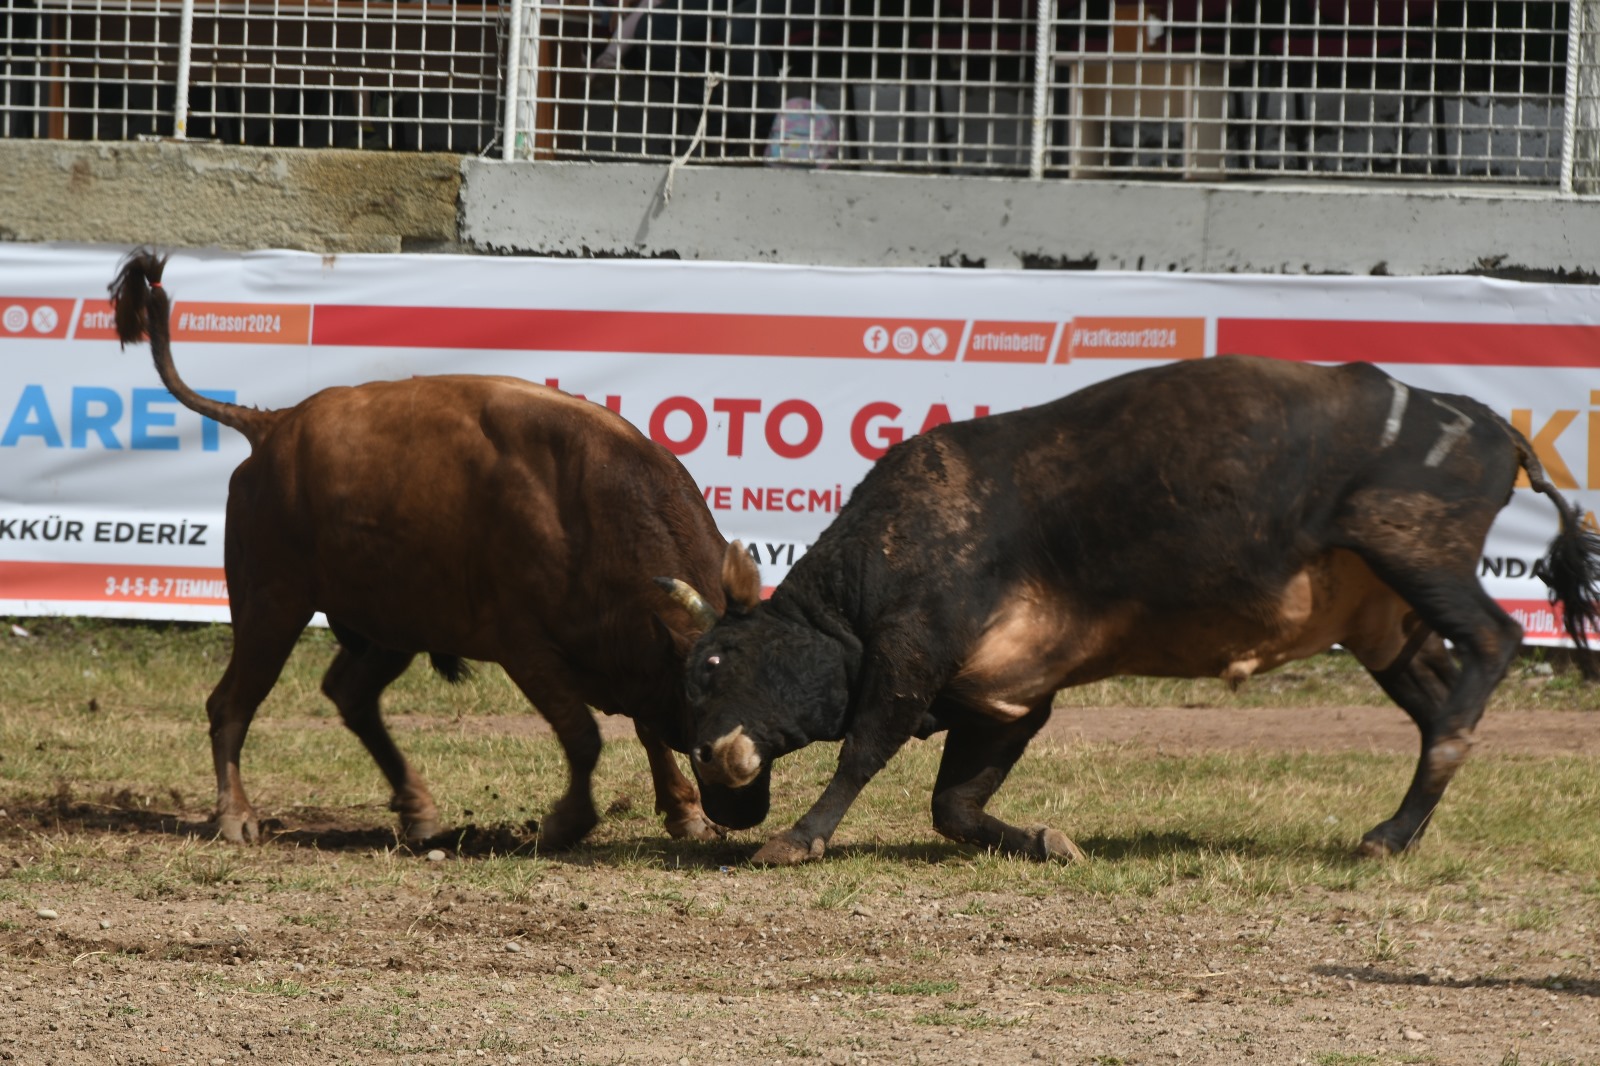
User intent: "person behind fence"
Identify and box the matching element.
[594,0,829,160]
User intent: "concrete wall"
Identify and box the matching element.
[7,139,1600,279]
[1,141,464,254]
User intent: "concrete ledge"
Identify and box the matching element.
[7,142,1600,278]
[1,141,465,254]
[460,159,1600,278]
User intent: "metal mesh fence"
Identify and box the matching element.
[1,0,503,151]
[1,0,1593,184]
[521,0,1574,180]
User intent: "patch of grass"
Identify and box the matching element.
[883,979,958,995]
[3,626,1599,931]
[475,1030,524,1053]
[1509,906,1559,932]
[766,1036,824,1058]
[284,912,342,930]
[253,979,315,998]
[812,869,873,911]
[1366,919,1411,964]
[1315,1054,1379,1066]
[913,1004,1024,1030]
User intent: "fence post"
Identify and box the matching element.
[172,0,195,139]
[502,0,545,160]
[502,0,525,159]
[1029,0,1055,179]
[1565,0,1600,193]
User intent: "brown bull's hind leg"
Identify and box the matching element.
[502,658,602,850]
[205,604,312,843]
[320,644,438,843]
[930,700,1082,862]
[635,722,723,841]
[1349,583,1520,857]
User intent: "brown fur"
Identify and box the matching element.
[109,250,730,848]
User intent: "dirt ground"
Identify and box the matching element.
[3,706,1597,1066]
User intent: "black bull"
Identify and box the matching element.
[666,356,1600,865]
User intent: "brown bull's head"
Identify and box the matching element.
[668,543,856,829]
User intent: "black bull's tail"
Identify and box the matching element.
[1508,422,1600,674]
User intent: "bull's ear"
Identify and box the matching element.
[723,541,762,612]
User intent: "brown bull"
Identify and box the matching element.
[110,250,749,848]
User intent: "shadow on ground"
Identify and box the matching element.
[1316,964,1600,1000]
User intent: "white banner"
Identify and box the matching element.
[1,243,1595,644]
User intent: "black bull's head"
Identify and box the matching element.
[657,546,854,831]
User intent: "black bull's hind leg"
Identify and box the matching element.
[1356,601,1516,851]
[931,700,1084,861]
[1352,577,1521,857]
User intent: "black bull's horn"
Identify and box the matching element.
[654,576,719,630]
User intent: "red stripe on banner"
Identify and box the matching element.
[1217,320,1600,368]
[963,321,1057,364]
[1500,599,1584,643]
[311,306,964,361]
[0,562,229,605]
[1066,317,1205,362]
[0,298,75,340]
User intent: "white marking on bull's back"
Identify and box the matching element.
[1380,380,1410,448]
[1425,399,1474,467]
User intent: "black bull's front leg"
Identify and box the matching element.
[750,645,933,864]
[750,652,1080,865]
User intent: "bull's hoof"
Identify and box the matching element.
[1357,822,1416,859]
[538,798,600,851]
[1030,826,1085,862]
[1356,835,1401,859]
[214,810,259,844]
[391,790,442,845]
[401,817,444,845]
[750,831,825,866]
[665,808,726,842]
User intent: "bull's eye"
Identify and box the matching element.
[706,654,721,669]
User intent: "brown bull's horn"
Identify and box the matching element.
[654,577,720,630]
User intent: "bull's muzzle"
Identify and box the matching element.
[692,726,763,789]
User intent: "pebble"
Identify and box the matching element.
[504,942,524,953]
[36,909,58,920]
[98,919,111,930]
[1402,1028,1425,1042]
[426,850,447,863]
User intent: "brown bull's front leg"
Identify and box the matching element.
[635,722,724,841]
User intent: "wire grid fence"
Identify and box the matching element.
[1,0,503,150]
[521,0,1578,181]
[2,0,1596,185]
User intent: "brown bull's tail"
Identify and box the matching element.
[109,249,274,448]
[1511,431,1600,676]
